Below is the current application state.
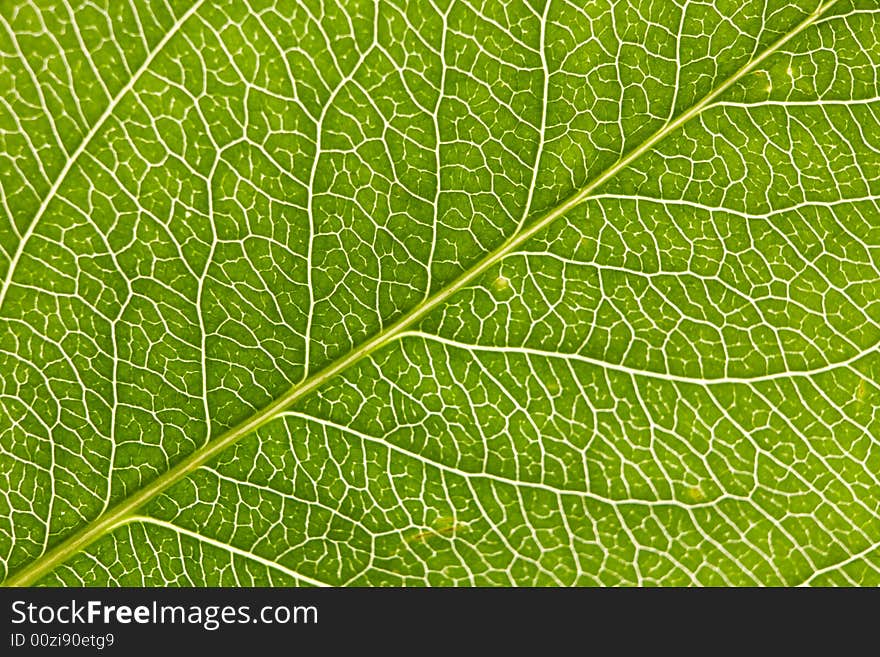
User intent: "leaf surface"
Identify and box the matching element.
[1,0,879,586]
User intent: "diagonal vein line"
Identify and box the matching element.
[398,331,879,385]
[0,0,206,311]
[2,0,840,587]
[123,517,330,587]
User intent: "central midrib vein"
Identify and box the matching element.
[3,0,839,587]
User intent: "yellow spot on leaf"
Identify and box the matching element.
[857,379,869,401]
[405,517,467,544]
[753,70,771,91]
[685,485,705,502]
[493,275,511,293]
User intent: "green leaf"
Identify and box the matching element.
[1,0,878,586]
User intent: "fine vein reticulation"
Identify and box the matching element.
[1,0,879,586]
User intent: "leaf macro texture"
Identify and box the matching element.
[1,0,879,587]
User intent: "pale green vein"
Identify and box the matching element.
[277,410,750,507]
[397,331,880,385]
[121,517,330,587]
[2,0,841,587]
